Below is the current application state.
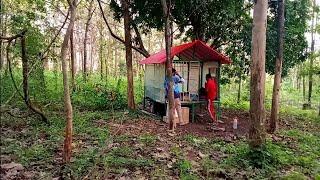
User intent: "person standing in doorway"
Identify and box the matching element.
[205,74,218,122]
[164,68,185,127]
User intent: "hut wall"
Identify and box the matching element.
[188,62,201,93]
[145,64,166,103]
[201,61,219,87]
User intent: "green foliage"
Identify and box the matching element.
[110,0,251,48]
[281,172,308,180]
[1,71,145,112]
[138,134,157,145]
[176,159,199,180]
[72,148,100,176]
[170,145,183,158]
[184,134,207,147]
[104,144,154,169]
[266,0,310,76]
[72,78,128,110]
[104,148,154,168]
[200,157,217,177]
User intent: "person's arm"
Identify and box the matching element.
[175,73,184,84]
[179,77,185,83]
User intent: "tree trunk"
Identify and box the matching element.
[90,39,94,73]
[83,0,94,82]
[269,0,285,133]
[308,0,316,105]
[237,72,242,104]
[0,10,7,72]
[303,75,305,101]
[249,0,267,148]
[113,22,118,78]
[122,0,135,110]
[161,0,175,131]
[7,33,49,124]
[61,0,77,163]
[0,0,4,70]
[99,21,104,80]
[105,37,110,84]
[70,27,76,91]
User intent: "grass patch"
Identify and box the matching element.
[104,146,154,169]
[138,134,157,146]
[175,159,199,180]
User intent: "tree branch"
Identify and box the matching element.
[97,0,150,57]
[7,41,24,100]
[2,31,49,124]
[21,35,49,124]
[41,10,70,60]
[0,30,27,41]
[132,22,150,57]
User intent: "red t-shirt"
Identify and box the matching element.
[205,79,217,100]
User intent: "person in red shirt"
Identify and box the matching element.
[205,74,217,122]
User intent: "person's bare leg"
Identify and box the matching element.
[208,100,215,122]
[175,98,183,125]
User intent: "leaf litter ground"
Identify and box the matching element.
[1,108,319,179]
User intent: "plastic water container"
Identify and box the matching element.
[233,117,238,129]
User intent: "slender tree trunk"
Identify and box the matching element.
[17,34,48,124]
[105,37,111,84]
[270,0,285,133]
[296,71,300,91]
[303,75,305,101]
[114,45,118,77]
[61,0,77,163]
[83,0,94,81]
[122,0,135,109]
[237,72,242,104]
[1,11,7,72]
[249,0,267,148]
[99,21,104,80]
[70,27,76,91]
[90,39,94,73]
[161,0,174,131]
[308,0,316,105]
[0,0,4,70]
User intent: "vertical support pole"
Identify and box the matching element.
[143,65,146,109]
[200,62,203,88]
[217,62,221,120]
[187,61,190,91]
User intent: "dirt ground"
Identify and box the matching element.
[108,108,250,140]
[3,108,312,179]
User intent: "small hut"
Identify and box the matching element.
[140,40,231,122]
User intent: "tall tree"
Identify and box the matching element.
[121,0,135,109]
[161,0,174,131]
[83,0,95,81]
[266,0,310,76]
[249,0,268,148]
[0,0,4,71]
[70,27,76,90]
[98,19,104,80]
[61,0,77,163]
[308,0,316,105]
[270,0,285,133]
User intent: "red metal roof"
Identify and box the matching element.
[139,40,231,64]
